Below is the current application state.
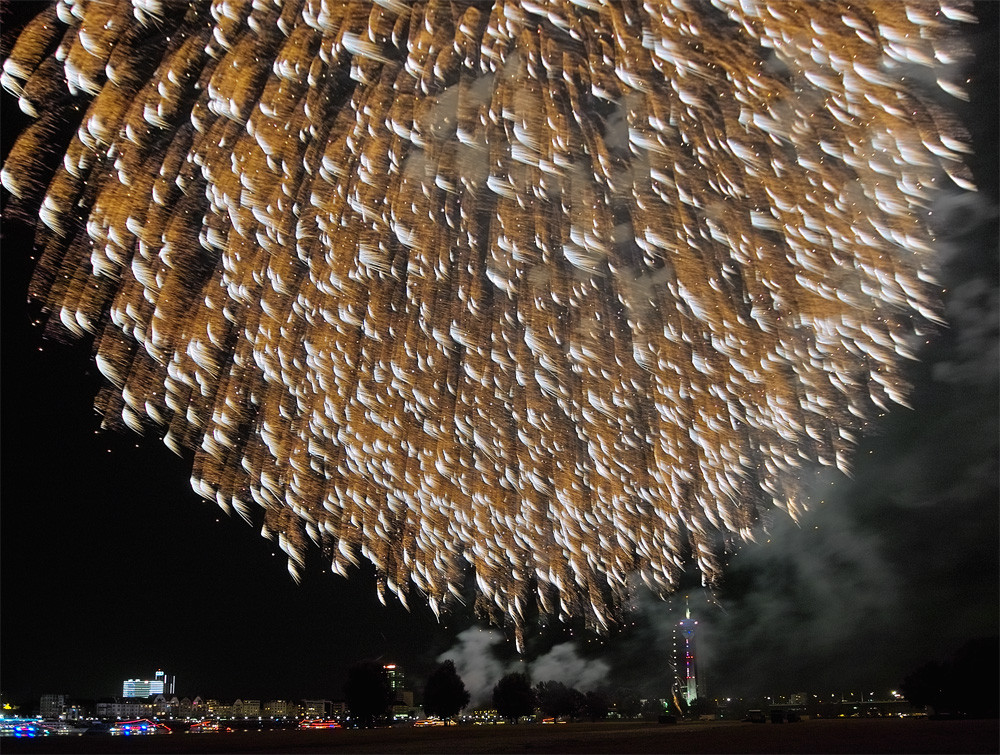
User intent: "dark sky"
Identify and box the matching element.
[2,2,997,709]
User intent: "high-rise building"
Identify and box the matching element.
[154,670,175,695]
[123,680,156,698]
[384,664,415,719]
[673,600,699,706]
[383,664,404,692]
[40,694,66,719]
[123,670,175,698]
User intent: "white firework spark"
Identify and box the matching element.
[2,0,975,645]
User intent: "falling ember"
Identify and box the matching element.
[2,0,975,643]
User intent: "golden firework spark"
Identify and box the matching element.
[2,0,974,643]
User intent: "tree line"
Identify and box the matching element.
[343,661,687,726]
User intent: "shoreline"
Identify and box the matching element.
[2,717,997,754]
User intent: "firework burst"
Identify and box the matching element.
[2,0,974,643]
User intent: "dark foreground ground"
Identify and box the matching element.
[2,718,997,754]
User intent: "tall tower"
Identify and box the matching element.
[154,670,175,695]
[674,599,699,706]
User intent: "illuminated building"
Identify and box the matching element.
[96,699,143,720]
[177,697,205,718]
[263,700,292,718]
[383,664,404,692]
[383,664,415,718]
[300,700,332,718]
[123,670,175,698]
[154,670,175,695]
[39,695,66,720]
[123,680,155,698]
[673,600,699,707]
[233,699,261,718]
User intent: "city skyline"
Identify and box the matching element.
[2,0,997,710]
[12,674,927,714]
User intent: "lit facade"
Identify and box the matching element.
[383,664,404,692]
[301,699,331,717]
[39,695,66,719]
[233,699,261,718]
[263,700,292,718]
[154,670,176,695]
[123,680,157,697]
[384,664,416,719]
[96,700,143,719]
[178,697,204,718]
[123,670,175,698]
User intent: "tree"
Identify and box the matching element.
[582,690,609,722]
[641,696,668,721]
[902,637,1000,717]
[613,688,642,719]
[568,688,587,720]
[344,661,393,727]
[492,672,536,723]
[902,660,948,713]
[951,636,999,717]
[423,660,470,723]
[535,681,587,721]
[535,681,571,720]
[688,697,718,719]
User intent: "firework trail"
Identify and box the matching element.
[2,0,974,643]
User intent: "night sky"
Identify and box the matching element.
[2,2,997,710]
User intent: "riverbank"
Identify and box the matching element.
[2,717,997,754]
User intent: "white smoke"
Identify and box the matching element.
[437,627,509,706]
[929,190,1000,392]
[438,626,612,705]
[528,643,610,692]
[697,494,903,694]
